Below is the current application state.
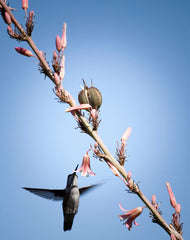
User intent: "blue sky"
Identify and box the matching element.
[0,0,189,239]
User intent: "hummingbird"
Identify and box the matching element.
[23,165,100,231]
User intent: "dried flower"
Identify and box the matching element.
[166,182,177,209]
[74,150,95,177]
[78,81,102,110]
[15,47,34,57]
[119,203,145,230]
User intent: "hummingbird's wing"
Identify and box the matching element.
[79,183,101,195]
[23,187,65,201]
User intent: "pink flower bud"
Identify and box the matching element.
[151,194,156,205]
[94,142,98,149]
[28,11,34,22]
[15,47,34,57]
[22,0,28,11]
[59,55,65,81]
[127,171,132,181]
[90,109,98,120]
[7,25,14,37]
[121,127,132,144]
[170,233,176,240]
[175,203,181,214]
[38,51,44,61]
[56,35,62,52]
[106,161,121,178]
[61,22,67,49]
[128,179,134,189]
[54,72,60,85]
[166,182,177,209]
[3,11,12,25]
[53,50,57,60]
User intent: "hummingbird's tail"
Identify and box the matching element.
[63,214,75,231]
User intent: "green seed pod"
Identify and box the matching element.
[78,81,102,110]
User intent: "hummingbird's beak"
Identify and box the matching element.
[75,164,79,171]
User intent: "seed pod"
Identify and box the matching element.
[78,80,102,110]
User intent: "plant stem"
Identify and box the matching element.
[0,1,183,239]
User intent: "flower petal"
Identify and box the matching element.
[134,221,139,226]
[119,203,128,212]
[65,104,92,112]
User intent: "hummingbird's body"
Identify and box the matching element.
[62,171,80,231]
[23,167,99,231]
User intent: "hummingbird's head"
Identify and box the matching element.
[66,165,79,187]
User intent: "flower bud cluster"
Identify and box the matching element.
[149,194,162,223]
[21,0,35,36]
[116,127,131,166]
[52,23,67,88]
[25,10,35,36]
[1,0,35,40]
[166,182,182,234]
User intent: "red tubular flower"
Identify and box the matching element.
[119,203,145,230]
[166,182,177,209]
[15,47,34,57]
[74,150,95,177]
